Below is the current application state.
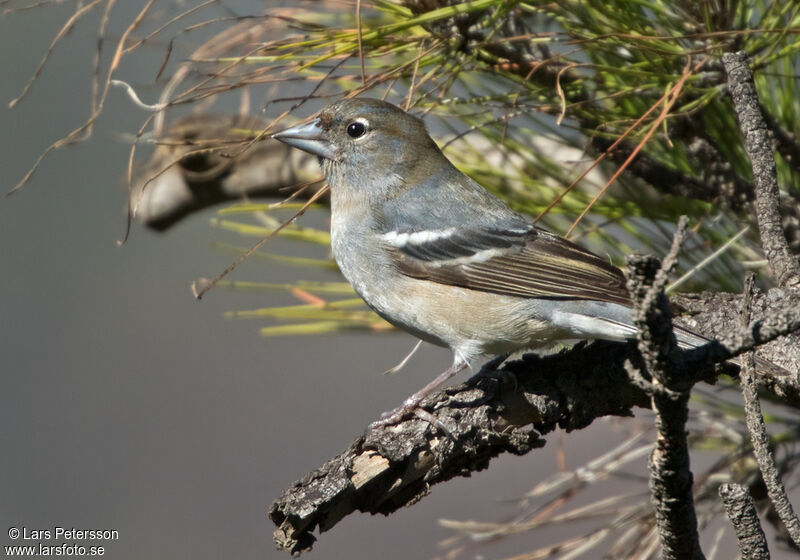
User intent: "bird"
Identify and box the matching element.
[272,97,726,425]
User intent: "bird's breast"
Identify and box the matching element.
[330,214,393,311]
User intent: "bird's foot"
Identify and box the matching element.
[370,396,420,427]
[367,360,468,438]
[369,396,454,439]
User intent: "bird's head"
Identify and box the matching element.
[273,98,443,190]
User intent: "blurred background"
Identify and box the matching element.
[1,1,799,559]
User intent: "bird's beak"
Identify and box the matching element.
[272,118,335,160]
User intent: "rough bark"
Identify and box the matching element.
[719,483,770,560]
[739,275,800,548]
[722,52,800,288]
[624,223,705,560]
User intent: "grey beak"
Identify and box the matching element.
[271,118,335,160]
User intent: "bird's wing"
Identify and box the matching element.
[386,226,631,306]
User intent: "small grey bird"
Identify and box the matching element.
[273,98,713,425]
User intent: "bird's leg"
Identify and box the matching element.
[370,359,469,429]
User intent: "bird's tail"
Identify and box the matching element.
[674,324,791,377]
[673,324,715,350]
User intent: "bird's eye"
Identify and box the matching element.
[346,121,367,139]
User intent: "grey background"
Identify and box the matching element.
[0,2,793,559]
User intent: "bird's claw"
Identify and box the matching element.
[369,406,409,428]
[369,402,454,439]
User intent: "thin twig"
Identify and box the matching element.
[111,80,168,111]
[7,0,155,196]
[91,0,115,116]
[565,60,696,238]
[7,0,105,108]
[192,184,330,300]
[668,225,749,293]
[122,0,219,54]
[534,59,699,233]
[356,0,366,86]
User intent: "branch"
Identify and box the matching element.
[270,340,646,555]
[624,219,705,560]
[269,288,800,555]
[739,274,800,547]
[719,483,770,560]
[672,291,800,402]
[722,52,800,288]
